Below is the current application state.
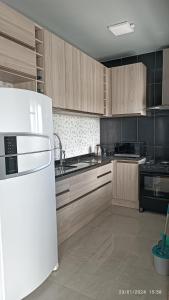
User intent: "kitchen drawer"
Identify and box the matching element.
[97,163,112,186]
[57,181,112,244]
[0,2,35,48]
[70,168,97,201]
[55,178,70,209]
[0,36,36,77]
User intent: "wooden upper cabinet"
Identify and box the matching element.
[0,35,36,76]
[44,30,66,108]
[0,2,35,48]
[104,67,112,116]
[111,62,146,116]
[94,61,104,114]
[80,51,95,113]
[51,34,66,108]
[44,29,104,114]
[65,43,81,111]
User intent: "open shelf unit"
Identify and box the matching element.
[35,25,45,94]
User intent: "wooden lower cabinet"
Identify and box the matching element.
[56,163,112,244]
[112,161,139,209]
[57,181,112,244]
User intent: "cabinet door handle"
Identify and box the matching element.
[56,189,70,197]
[97,171,111,178]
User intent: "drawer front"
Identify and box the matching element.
[55,178,70,209]
[97,163,112,186]
[57,181,112,244]
[70,168,97,201]
[0,36,36,76]
[0,2,35,48]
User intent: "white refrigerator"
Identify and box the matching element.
[0,88,58,300]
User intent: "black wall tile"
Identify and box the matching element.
[154,83,162,106]
[155,51,163,69]
[147,84,155,107]
[155,115,169,146]
[103,58,122,68]
[121,117,137,141]
[121,56,138,65]
[138,116,154,145]
[155,146,169,161]
[100,118,121,145]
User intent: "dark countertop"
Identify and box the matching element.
[55,154,146,181]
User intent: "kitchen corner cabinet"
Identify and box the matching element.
[111,63,146,116]
[44,30,66,108]
[112,161,139,209]
[0,2,35,48]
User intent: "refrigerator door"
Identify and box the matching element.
[0,162,58,300]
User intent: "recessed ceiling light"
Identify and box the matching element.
[107,21,135,36]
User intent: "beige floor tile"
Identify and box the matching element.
[25,206,169,300]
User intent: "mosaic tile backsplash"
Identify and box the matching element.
[53,113,100,160]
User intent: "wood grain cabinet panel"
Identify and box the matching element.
[57,181,112,244]
[0,2,35,48]
[94,61,104,114]
[55,178,70,209]
[80,51,95,113]
[56,163,113,243]
[65,43,81,110]
[52,34,66,108]
[0,36,36,77]
[112,161,139,209]
[44,30,66,108]
[111,63,146,116]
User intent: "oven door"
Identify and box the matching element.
[140,172,169,213]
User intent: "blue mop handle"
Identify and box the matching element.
[161,204,169,251]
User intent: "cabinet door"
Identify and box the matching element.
[52,34,66,108]
[65,43,81,110]
[94,61,104,114]
[44,30,53,99]
[111,63,146,115]
[116,162,138,203]
[0,2,35,48]
[80,52,95,113]
[0,36,36,76]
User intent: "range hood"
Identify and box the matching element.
[148,48,169,110]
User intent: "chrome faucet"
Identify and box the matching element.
[53,133,65,167]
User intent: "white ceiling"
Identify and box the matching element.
[2,0,169,60]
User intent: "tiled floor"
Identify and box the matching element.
[25,206,169,300]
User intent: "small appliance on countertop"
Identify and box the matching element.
[101,142,145,159]
[140,160,169,214]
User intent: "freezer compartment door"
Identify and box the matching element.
[17,135,52,153]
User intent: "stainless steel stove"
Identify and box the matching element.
[139,160,169,214]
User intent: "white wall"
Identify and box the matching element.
[53,113,100,159]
